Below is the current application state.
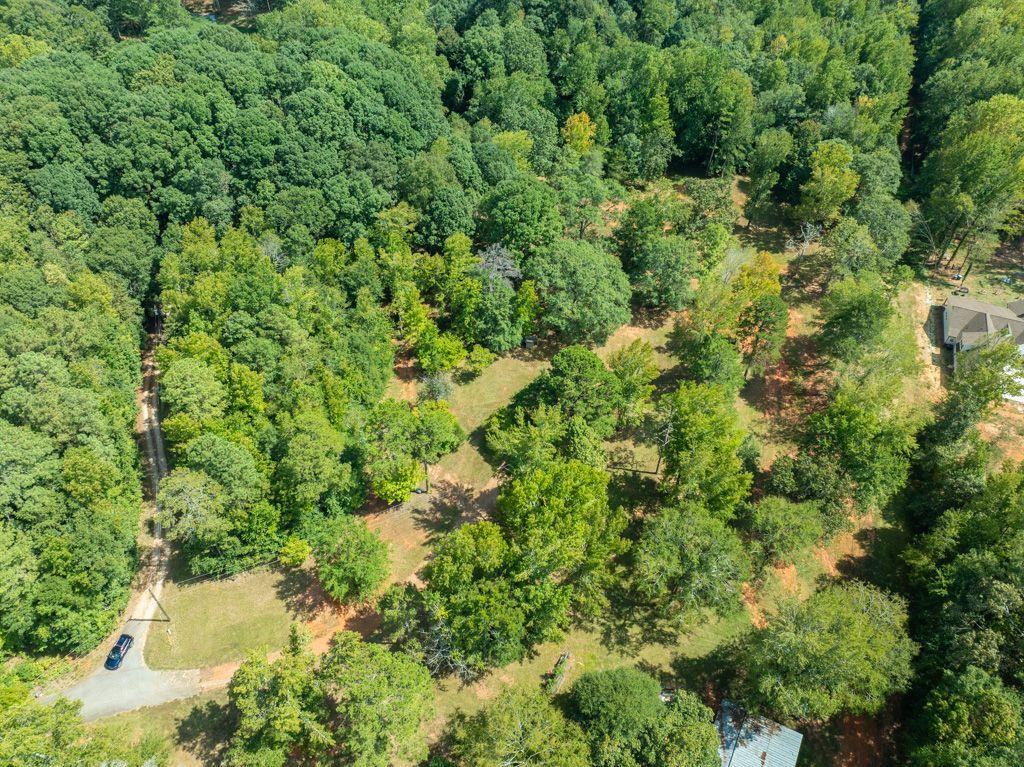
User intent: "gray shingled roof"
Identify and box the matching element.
[944,296,1024,348]
[717,701,802,767]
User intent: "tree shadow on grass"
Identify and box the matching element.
[607,472,661,518]
[630,305,674,330]
[273,566,329,622]
[587,579,685,657]
[409,477,490,549]
[736,218,793,256]
[783,248,832,304]
[670,640,745,704]
[833,507,909,593]
[176,698,234,766]
[983,245,1024,294]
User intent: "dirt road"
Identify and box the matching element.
[59,337,202,720]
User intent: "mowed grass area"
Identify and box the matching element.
[446,353,549,433]
[89,689,232,767]
[146,564,321,670]
[431,612,750,735]
[926,245,1024,308]
[595,314,677,369]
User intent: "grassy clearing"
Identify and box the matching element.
[447,355,549,433]
[430,613,748,736]
[146,564,322,670]
[735,388,791,468]
[89,689,232,767]
[595,316,677,369]
[368,490,468,587]
[931,246,1024,307]
[436,438,496,489]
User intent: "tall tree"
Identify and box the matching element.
[921,95,1024,265]
[497,459,627,615]
[227,627,433,767]
[740,582,916,721]
[634,503,750,628]
[659,382,751,517]
[568,667,719,767]
[451,686,590,767]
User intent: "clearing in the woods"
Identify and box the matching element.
[103,178,943,767]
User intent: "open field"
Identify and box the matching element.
[89,689,232,767]
[145,564,325,670]
[447,354,549,433]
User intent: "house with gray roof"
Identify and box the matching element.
[942,295,1024,403]
[717,700,802,767]
[942,296,1024,352]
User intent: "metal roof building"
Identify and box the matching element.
[717,700,802,767]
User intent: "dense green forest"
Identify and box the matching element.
[2,0,1024,764]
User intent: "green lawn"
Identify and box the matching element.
[89,689,231,767]
[595,317,677,370]
[942,247,1024,307]
[146,564,321,670]
[431,610,747,736]
[435,438,496,489]
[446,354,549,433]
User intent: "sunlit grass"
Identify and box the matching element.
[145,564,316,670]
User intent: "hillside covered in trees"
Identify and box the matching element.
[2,0,1024,765]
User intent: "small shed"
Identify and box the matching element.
[717,700,802,767]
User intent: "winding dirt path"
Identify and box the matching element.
[58,336,203,720]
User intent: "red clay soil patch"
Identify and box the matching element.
[752,307,831,441]
[815,546,839,578]
[467,677,500,701]
[774,563,800,595]
[391,354,419,402]
[741,583,768,628]
[832,711,898,767]
[979,401,1024,462]
[815,514,871,577]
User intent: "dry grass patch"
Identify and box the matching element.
[446,355,548,433]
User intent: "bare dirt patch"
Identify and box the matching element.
[741,583,768,628]
[388,353,420,402]
[774,563,800,595]
[832,711,898,767]
[744,304,831,445]
[905,283,945,401]
[979,401,1024,462]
